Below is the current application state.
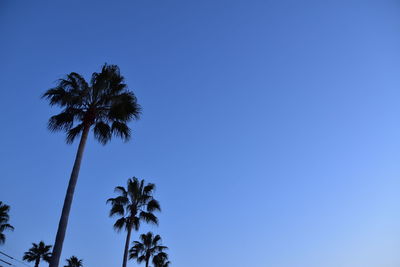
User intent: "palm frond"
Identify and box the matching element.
[43,72,88,108]
[147,199,161,212]
[108,92,141,121]
[23,251,36,261]
[113,217,126,232]
[42,88,72,106]
[108,202,125,217]
[0,202,13,244]
[48,112,74,132]
[111,121,131,141]
[139,211,158,225]
[43,253,52,263]
[93,121,111,145]
[143,183,155,194]
[132,216,141,231]
[0,224,14,232]
[66,123,84,144]
[107,196,128,205]
[153,252,170,267]
[114,186,127,196]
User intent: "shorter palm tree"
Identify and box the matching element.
[129,232,167,267]
[107,177,160,267]
[0,202,14,244]
[64,256,83,267]
[23,241,52,267]
[153,252,170,267]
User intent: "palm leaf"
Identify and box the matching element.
[93,121,111,145]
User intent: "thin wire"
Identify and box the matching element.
[0,259,12,266]
[0,251,31,267]
[0,253,12,260]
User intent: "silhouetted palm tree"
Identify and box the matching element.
[0,201,14,244]
[43,64,141,267]
[23,241,52,267]
[107,178,160,267]
[64,256,83,267]
[152,252,170,267]
[129,232,167,267]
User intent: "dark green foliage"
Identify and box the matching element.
[64,256,83,267]
[0,201,14,244]
[23,241,52,267]
[107,178,161,232]
[43,64,141,145]
[153,252,170,267]
[129,232,168,267]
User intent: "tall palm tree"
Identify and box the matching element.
[107,178,160,267]
[0,201,14,244]
[23,241,52,267]
[64,256,83,267]
[43,64,141,267]
[152,252,170,267]
[129,232,167,267]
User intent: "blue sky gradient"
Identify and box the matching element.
[1,1,400,266]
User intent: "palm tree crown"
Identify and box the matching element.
[64,256,83,267]
[43,63,141,144]
[129,232,168,267]
[23,241,52,267]
[107,178,161,232]
[0,201,14,244]
[152,252,170,267]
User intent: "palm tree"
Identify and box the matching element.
[23,241,52,267]
[107,178,160,267]
[152,252,170,267]
[129,232,167,267]
[43,64,141,267]
[0,201,14,244]
[64,256,83,267]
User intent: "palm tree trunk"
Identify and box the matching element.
[145,253,151,267]
[49,126,90,267]
[122,225,132,267]
[35,258,40,267]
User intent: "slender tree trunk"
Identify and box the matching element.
[145,259,149,267]
[35,258,40,267]
[122,225,132,267]
[49,126,90,267]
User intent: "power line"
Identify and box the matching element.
[0,251,31,267]
[0,253,11,260]
[0,259,12,266]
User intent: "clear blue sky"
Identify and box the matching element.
[1,1,400,266]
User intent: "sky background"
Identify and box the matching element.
[1,1,400,266]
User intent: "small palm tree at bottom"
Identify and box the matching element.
[107,178,160,267]
[153,252,170,267]
[0,201,14,244]
[129,232,168,267]
[64,256,83,267]
[23,241,52,267]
